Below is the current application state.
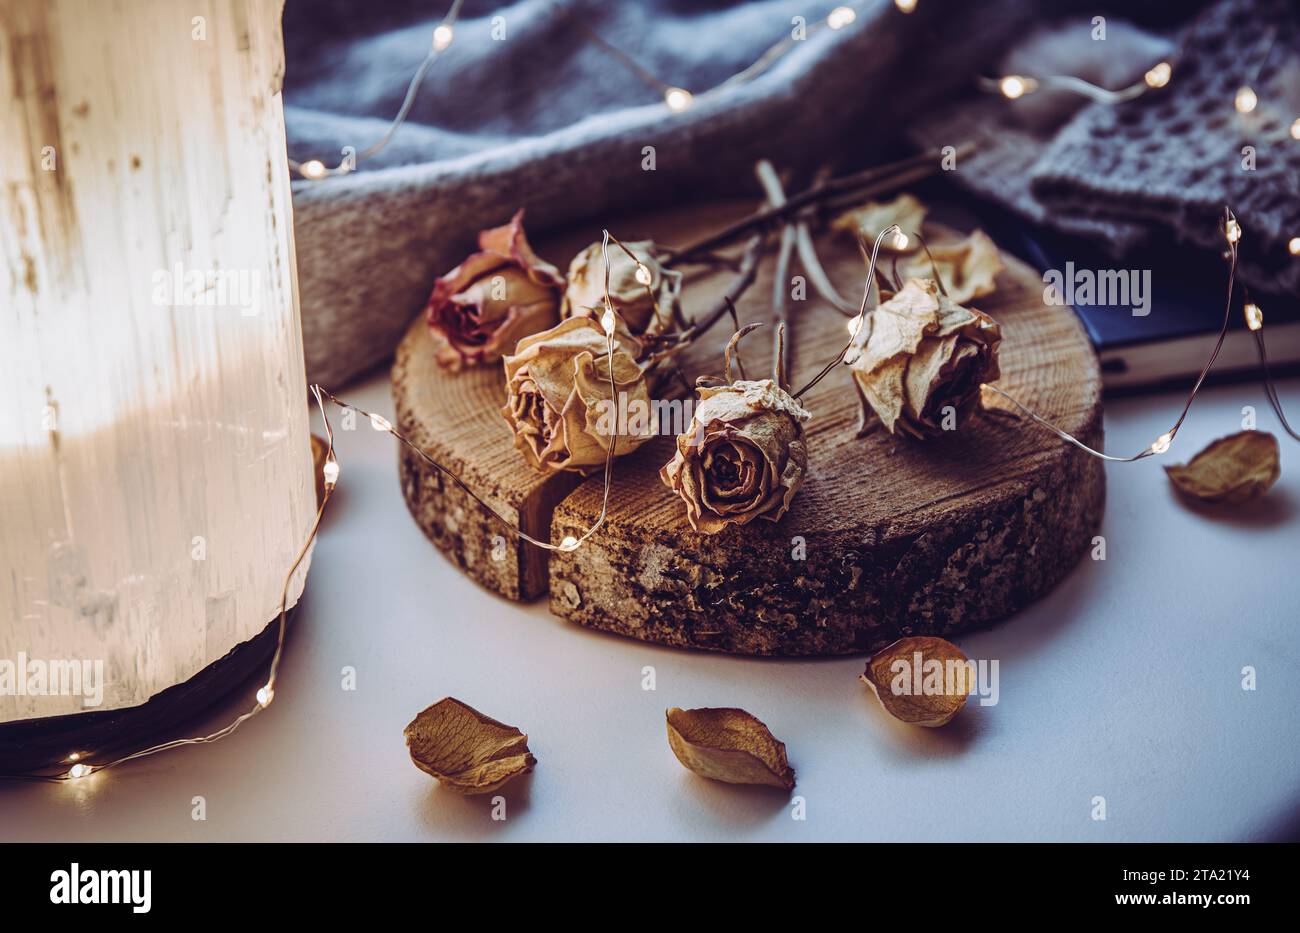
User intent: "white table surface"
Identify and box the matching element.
[4,371,1299,843]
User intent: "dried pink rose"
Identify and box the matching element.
[426,210,563,370]
[660,379,810,534]
[849,278,1001,439]
[502,316,652,473]
[561,239,678,337]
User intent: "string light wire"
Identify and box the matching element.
[1245,294,1300,443]
[289,0,465,179]
[981,208,1243,461]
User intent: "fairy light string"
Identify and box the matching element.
[1243,292,1300,443]
[14,0,1300,782]
[10,206,1296,785]
[289,0,465,179]
[981,209,1244,462]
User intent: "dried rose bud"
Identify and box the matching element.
[849,278,1001,439]
[561,239,677,337]
[660,379,810,534]
[502,316,652,473]
[426,209,563,370]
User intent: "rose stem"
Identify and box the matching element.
[661,144,973,267]
[724,296,748,380]
[755,160,858,316]
[723,321,765,384]
[913,232,949,297]
[771,220,796,386]
[683,230,767,338]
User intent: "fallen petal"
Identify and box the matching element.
[1164,430,1280,505]
[404,697,536,795]
[861,636,973,727]
[665,706,795,790]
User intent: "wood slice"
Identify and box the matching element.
[394,202,1104,654]
[393,323,580,599]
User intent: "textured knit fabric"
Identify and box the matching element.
[281,0,1062,385]
[281,0,1228,386]
[918,0,1299,296]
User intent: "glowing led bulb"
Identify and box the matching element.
[634,263,653,286]
[322,459,340,488]
[999,75,1036,100]
[559,535,579,552]
[369,413,393,432]
[664,87,693,112]
[68,763,91,779]
[432,25,454,51]
[894,0,917,13]
[67,752,81,762]
[601,308,617,335]
[299,160,328,180]
[828,6,857,28]
[1289,237,1300,256]
[1234,86,1257,113]
[1150,433,1172,455]
[1225,218,1242,245]
[892,231,910,250]
[256,685,274,708]
[1244,303,1263,331]
[1292,119,1300,140]
[1144,62,1171,89]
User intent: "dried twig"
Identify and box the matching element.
[662,145,972,266]
[754,160,859,316]
[772,222,796,385]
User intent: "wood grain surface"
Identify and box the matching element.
[393,202,1104,654]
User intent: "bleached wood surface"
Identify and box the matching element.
[0,0,315,721]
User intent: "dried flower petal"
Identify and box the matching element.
[426,210,563,370]
[665,707,795,790]
[849,278,1001,439]
[403,697,536,794]
[502,315,652,472]
[562,239,679,337]
[860,636,973,727]
[832,192,926,251]
[660,379,811,533]
[1164,430,1280,505]
[896,229,1004,305]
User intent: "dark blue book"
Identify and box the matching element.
[959,203,1300,392]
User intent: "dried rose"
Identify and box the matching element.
[895,229,1004,305]
[403,697,536,794]
[660,379,810,534]
[426,209,563,370]
[861,636,973,727]
[562,239,678,338]
[665,707,795,790]
[849,278,1001,439]
[502,315,652,473]
[1165,430,1280,505]
[832,192,926,251]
